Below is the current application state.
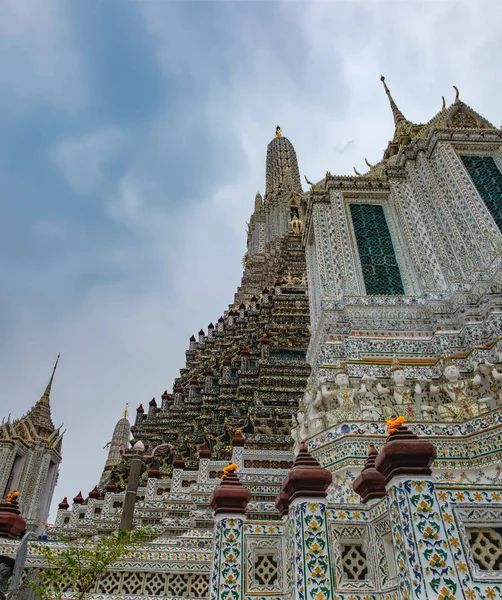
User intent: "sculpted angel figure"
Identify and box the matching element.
[376,357,424,420]
[476,357,502,406]
[290,415,302,456]
[303,383,327,434]
[430,358,482,421]
[321,363,363,426]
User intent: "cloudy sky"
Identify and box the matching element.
[1,0,501,520]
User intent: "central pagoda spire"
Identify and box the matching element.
[265,126,301,197]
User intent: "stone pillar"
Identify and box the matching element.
[171,458,185,492]
[205,371,214,392]
[222,356,232,380]
[119,450,143,531]
[54,497,69,527]
[135,404,144,426]
[148,398,157,419]
[208,469,251,600]
[217,317,224,333]
[279,442,334,600]
[198,444,211,485]
[375,424,464,600]
[161,391,169,412]
[260,334,270,360]
[173,384,183,408]
[231,431,245,470]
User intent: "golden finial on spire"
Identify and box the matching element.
[353,167,362,177]
[442,96,446,111]
[364,158,374,168]
[123,403,129,419]
[453,85,460,103]
[275,126,282,138]
[43,354,60,400]
[380,75,408,128]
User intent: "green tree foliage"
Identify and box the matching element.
[29,529,148,600]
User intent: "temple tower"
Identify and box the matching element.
[237,127,306,303]
[99,407,131,487]
[265,126,301,197]
[0,356,63,533]
[122,129,311,476]
[304,79,502,388]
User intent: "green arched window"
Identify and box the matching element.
[461,155,502,232]
[350,203,405,295]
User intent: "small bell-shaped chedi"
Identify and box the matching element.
[276,441,333,516]
[210,463,251,515]
[352,445,386,504]
[375,416,436,483]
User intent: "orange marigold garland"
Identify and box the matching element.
[4,491,19,505]
[386,415,405,435]
[221,463,238,479]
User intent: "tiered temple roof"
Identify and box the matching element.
[104,131,311,488]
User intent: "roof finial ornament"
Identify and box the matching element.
[304,175,315,191]
[43,354,60,399]
[123,403,129,419]
[353,167,362,177]
[442,96,446,111]
[364,158,374,168]
[275,126,282,138]
[453,85,460,103]
[380,75,407,128]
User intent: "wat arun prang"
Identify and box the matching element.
[108,127,312,486]
[2,80,502,600]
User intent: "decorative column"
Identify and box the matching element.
[208,466,251,600]
[198,443,212,485]
[375,420,464,600]
[231,430,245,470]
[171,457,185,492]
[119,442,144,531]
[161,390,169,412]
[260,334,271,361]
[279,442,334,600]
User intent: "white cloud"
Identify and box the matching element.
[0,0,88,112]
[52,128,128,195]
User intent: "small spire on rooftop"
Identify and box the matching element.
[380,75,408,128]
[42,354,60,402]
